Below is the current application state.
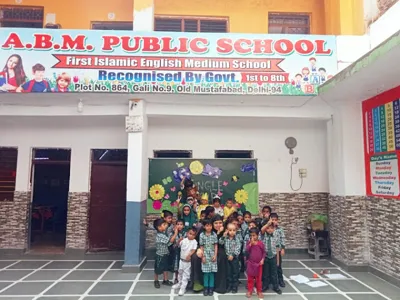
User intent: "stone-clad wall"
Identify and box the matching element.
[328,195,400,280]
[0,191,31,250]
[145,192,329,249]
[259,193,329,248]
[367,196,400,280]
[328,196,369,266]
[66,192,90,250]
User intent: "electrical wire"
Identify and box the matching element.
[290,158,303,191]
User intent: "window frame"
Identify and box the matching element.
[154,15,229,33]
[0,4,44,28]
[268,12,311,34]
[91,149,128,165]
[0,147,18,202]
[214,150,253,159]
[153,150,193,158]
[91,21,133,31]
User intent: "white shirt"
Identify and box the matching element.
[180,238,198,260]
[215,207,224,216]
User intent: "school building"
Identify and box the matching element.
[0,0,399,286]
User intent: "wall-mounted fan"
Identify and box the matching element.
[285,137,297,155]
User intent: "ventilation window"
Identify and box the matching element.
[268,13,310,34]
[92,149,128,162]
[155,16,228,33]
[0,5,44,28]
[91,21,133,31]
[215,150,253,159]
[154,150,192,158]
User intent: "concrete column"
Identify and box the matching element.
[122,99,148,272]
[133,0,154,31]
[327,101,369,266]
[327,102,365,195]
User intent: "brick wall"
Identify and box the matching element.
[367,196,400,280]
[328,195,400,280]
[65,192,90,250]
[0,191,30,250]
[328,196,369,266]
[377,0,397,16]
[145,192,329,249]
[259,193,329,248]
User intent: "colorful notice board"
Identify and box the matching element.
[362,86,400,197]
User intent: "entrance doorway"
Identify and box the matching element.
[29,148,71,254]
[88,149,127,251]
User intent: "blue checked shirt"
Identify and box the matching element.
[261,232,279,258]
[156,232,172,256]
[219,236,242,257]
[275,226,286,249]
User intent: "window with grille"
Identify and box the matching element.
[215,150,253,159]
[0,5,44,28]
[155,16,228,33]
[154,150,193,158]
[268,13,310,34]
[0,147,18,202]
[91,21,133,31]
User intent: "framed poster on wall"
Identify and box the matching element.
[362,85,400,198]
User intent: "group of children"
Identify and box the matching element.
[146,192,286,299]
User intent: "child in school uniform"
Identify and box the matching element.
[181,204,197,234]
[246,228,265,299]
[243,220,259,256]
[219,222,242,293]
[143,209,175,235]
[271,213,286,288]
[242,211,252,234]
[260,221,282,295]
[260,206,271,227]
[172,228,198,296]
[154,218,179,288]
[199,219,218,296]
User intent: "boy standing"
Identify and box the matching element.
[271,213,286,288]
[172,228,198,296]
[154,218,179,288]
[260,206,271,227]
[260,221,281,295]
[17,64,50,93]
[220,223,242,293]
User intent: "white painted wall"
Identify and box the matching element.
[335,2,400,72]
[148,116,329,193]
[326,102,366,196]
[0,114,329,194]
[369,1,400,48]
[0,116,127,193]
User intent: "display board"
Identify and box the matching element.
[0,29,337,95]
[147,159,258,214]
[362,86,400,197]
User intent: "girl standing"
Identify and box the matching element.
[199,219,218,296]
[246,228,265,298]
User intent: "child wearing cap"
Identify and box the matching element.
[213,196,224,216]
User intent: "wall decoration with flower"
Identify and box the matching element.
[147,159,258,214]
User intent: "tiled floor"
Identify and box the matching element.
[0,257,398,300]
